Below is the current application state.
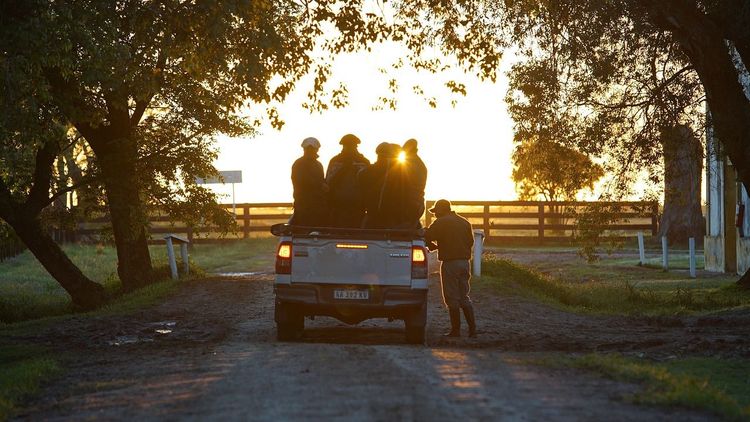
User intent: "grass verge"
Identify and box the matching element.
[0,273,186,419]
[0,238,272,323]
[481,257,750,315]
[0,345,60,421]
[539,354,750,421]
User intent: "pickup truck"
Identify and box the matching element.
[270,224,429,343]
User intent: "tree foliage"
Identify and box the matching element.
[3,0,407,290]
[512,140,604,201]
[396,0,750,286]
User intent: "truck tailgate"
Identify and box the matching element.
[290,238,412,286]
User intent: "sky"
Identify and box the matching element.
[208,43,519,205]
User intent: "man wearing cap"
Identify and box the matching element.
[425,199,477,337]
[290,137,328,226]
[325,134,371,227]
[402,139,428,228]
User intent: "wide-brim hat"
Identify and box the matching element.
[429,199,452,214]
[340,134,361,145]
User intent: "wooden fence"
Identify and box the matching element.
[73,200,659,245]
[425,200,659,243]
[0,231,25,262]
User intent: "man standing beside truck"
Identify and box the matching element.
[425,199,477,338]
[290,137,328,226]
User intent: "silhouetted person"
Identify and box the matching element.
[289,137,328,226]
[425,199,476,338]
[403,138,427,228]
[326,134,371,227]
[359,142,409,228]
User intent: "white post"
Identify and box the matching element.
[637,232,646,266]
[180,243,189,276]
[166,237,178,280]
[662,236,669,271]
[689,237,696,278]
[473,229,484,276]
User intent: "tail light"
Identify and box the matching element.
[411,246,428,279]
[275,241,292,274]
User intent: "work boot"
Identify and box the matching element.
[462,305,477,338]
[444,307,461,337]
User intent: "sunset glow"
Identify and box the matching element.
[210,43,519,204]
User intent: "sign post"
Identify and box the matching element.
[196,170,243,215]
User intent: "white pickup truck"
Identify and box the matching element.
[271,224,428,343]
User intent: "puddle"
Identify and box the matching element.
[214,272,266,277]
[149,321,177,327]
[155,329,172,335]
[108,335,154,346]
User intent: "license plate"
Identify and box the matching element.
[334,289,369,300]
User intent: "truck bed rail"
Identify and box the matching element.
[270,223,424,241]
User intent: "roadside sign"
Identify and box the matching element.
[196,170,243,185]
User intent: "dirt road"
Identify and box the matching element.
[10,261,750,420]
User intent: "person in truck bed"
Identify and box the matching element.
[402,138,427,228]
[325,134,371,228]
[358,142,411,229]
[425,199,477,338]
[289,137,329,227]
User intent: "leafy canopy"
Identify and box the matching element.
[512,140,604,201]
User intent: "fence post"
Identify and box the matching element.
[243,205,250,239]
[651,202,659,236]
[689,237,696,278]
[662,236,669,271]
[425,201,433,228]
[637,232,646,266]
[180,242,190,276]
[165,237,178,280]
[538,204,545,244]
[483,205,490,240]
[473,230,485,276]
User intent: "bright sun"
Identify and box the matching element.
[397,150,406,163]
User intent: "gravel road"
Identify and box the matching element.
[10,258,748,421]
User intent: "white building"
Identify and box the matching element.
[704,45,750,273]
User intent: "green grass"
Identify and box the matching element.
[0,275,186,420]
[189,238,277,273]
[542,354,750,421]
[0,238,276,323]
[0,345,60,421]
[481,258,750,315]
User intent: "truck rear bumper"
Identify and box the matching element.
[275,283,427,324]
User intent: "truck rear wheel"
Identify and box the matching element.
[275,302,304,341]
[404,303,427,344]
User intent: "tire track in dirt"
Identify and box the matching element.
[9,268,734,420]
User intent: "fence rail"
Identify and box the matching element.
[0,232,26,262]
[424,200,658,243]
[71,200,659,245]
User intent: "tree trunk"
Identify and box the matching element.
[94,138,154,291]
[658,125,706,244]
[11,214,105,309]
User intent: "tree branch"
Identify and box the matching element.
[25,140,60,214]
[43,174,100,209]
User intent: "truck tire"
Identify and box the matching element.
[276,302,304,341]
[404,303,427,344]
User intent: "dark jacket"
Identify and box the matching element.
[425,211,474,261]
[404,152,427,224]
[358,157,410,229]
[290,151,328,226]
[325,148,370,227]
